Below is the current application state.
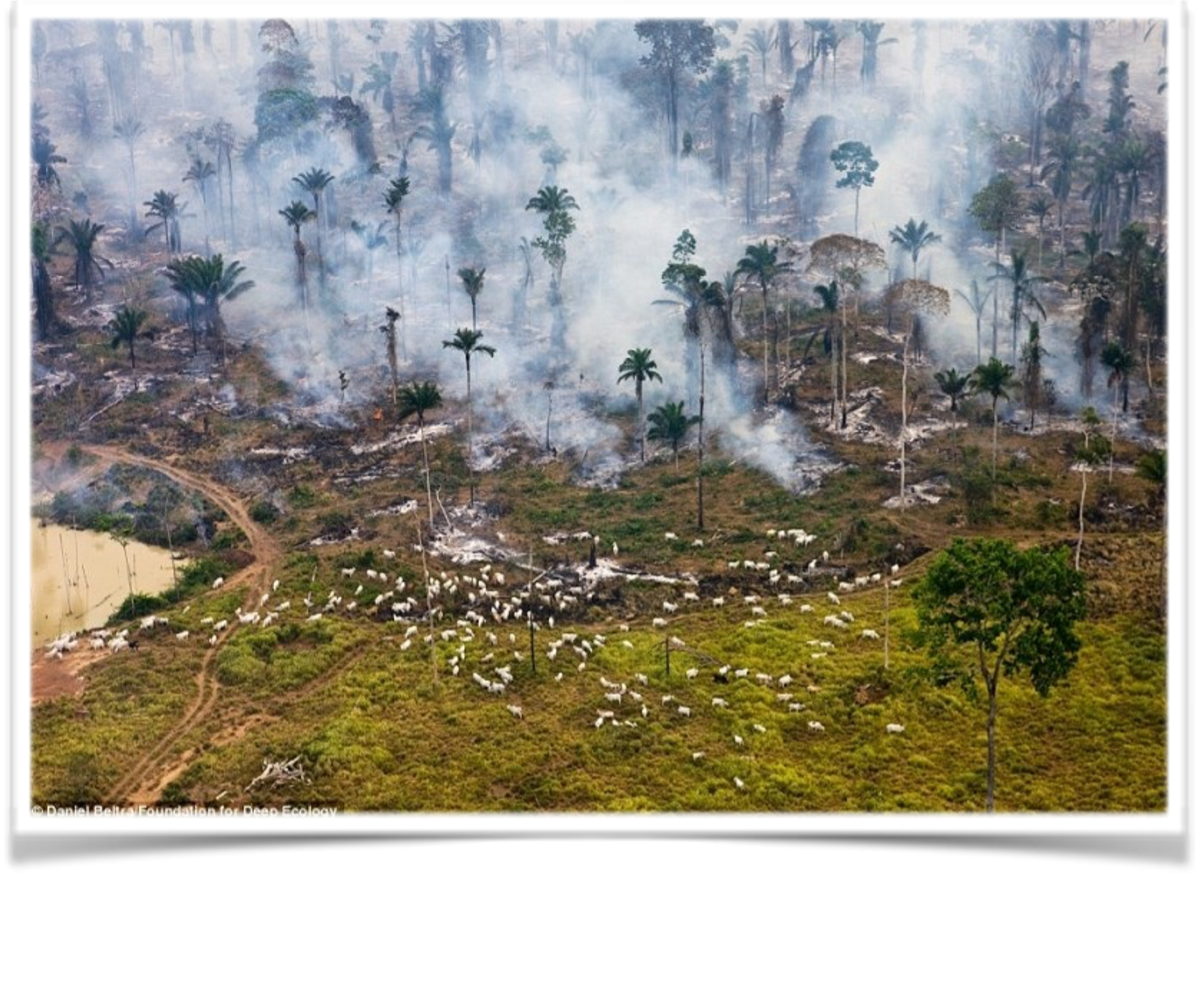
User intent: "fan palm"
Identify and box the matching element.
[647,400,701,469]
[54,218,112,302]
[397,380,443,529]
[973,357,1016,489]
[442,328,496,505]
[108,304,152,369]
[186,254,254,364]
[143,189,186,253]
[888,218,941,279]
[934,368,973,415]
[617,347,663,463]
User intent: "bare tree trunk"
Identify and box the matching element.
[986,680,998,812]
[697,344,705,530]
[1075,470,1087,570]
[900,323,911,504]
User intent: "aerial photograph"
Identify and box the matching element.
[27,17,1168,815]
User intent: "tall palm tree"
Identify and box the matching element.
[108,304,152,369]
[457,266,486,329]
[384,176,410,300]
[1028,194,1053,269]
[279,200,316,308]
[814,280,840,425]
[646,400,700,469]
[955,279,993,365]
[293,167,334,281]
[989,249,1047,365]
[113,117,145,240]
[413,86,456,196]
[617,347,663,463]
[143,189,185,253]
[1041,133,1081,263]
[360,51,400,132]
[973,357,1016,491]
[525,186,579,297]
[32,133,66,188]
[188,253,254,365]
[736,240,792,402]
[32,222,56,338]
[442,328,496,506]
[741,26,776,85]
[183,157,217,250]
[888,217,941,279]
[397,380,443,529]
[1112,135,1150,224]
[54,218,112,302]
[380,306,401,404]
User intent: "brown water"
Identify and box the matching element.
[31,519,181,647]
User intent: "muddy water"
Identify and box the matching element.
[31,519,181,647]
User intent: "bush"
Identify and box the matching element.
[108,592,170,623]
[250,500,279,524]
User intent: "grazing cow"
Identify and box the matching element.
[886,723,905,735]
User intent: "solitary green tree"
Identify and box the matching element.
[913,538,1086,812]
[108,304,152,369]
[646,400,700,469]
[397,380,443,530]
[442,327,495,506]
[830,140,878,236]
[889,217,941,279]
[973,357,1016,492]
[617,347,663,463]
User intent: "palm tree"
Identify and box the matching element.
[989,249,1047,366]
[934,368,973,419]
[955,279,993,366]
[293,168,334,281]
[108,304,151,369]
[888,217,941,279]
[165,255,202,354]
[647,400,700,469]
[384,176,410,300]
[54,218,112,302]
[279,200,316,308]
[1029,194,1053,269]
[113,117,145,240]
[525,186,579,297]
[1041,133,1081,263]
[973,357,1016,492]
[814,281,840,425]
[397,380,443,529]
[183,157,217,250]
[188,254,254,364]
[736,240,791,402]
[1101,338,1134,413]
[617,347,663,463]
[32,133,66,188]
[360,51,400,132]
[32,222,56,338]
[1112,135,1150,224]
[442,328,496,506]
[457,266,486,330]
[380,306,401,405]
[742,26,776,85]
[143,189,185,253]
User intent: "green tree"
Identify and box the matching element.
[293,167,334,281]
[969,174,1024,353]
[888,217,940,279]
[107,304,152,369]
[830,140,878,236]
[457,266,486,330]
[934,367,973,416]
[913,538,1086,811]
[617,347,663,463]
[1100,338,1134,414]
[54,218,112,302]
[397,380,443,529]
[646,400,700,469]
[180,254,254,364]
[442,328,495,506]
[989,249,1047,366]
[143,189,185,254]
[736,240,792,402]
[972,356,1016,490]
[525,186,579,298]
[634,20,717,161]
[32,132,66,188]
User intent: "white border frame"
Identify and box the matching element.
[7,0,1189,837]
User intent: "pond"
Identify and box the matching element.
[31,519,182,647]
